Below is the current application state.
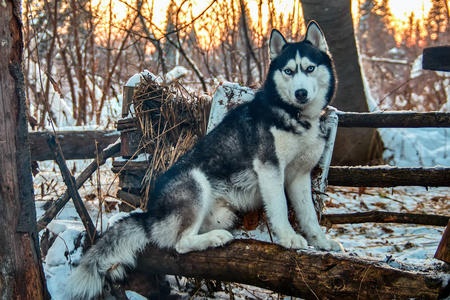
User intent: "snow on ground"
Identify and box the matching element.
[35,146,450,299]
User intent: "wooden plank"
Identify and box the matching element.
[122,86,135,117]
[422,46,450,71]
[328,166,450,187]
[337,111,450,128]
[29,130,119,161]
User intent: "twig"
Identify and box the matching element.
[262,213,274,243]
[292,258,319,300]
[357,266,373,300]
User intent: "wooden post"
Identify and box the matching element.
[435,220,450,264]
[0,0,49,298]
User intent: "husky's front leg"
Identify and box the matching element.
[254,160,307,249]
[287,173,342,251]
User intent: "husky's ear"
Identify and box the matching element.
[269,29,287,60]
[305,21,329,53]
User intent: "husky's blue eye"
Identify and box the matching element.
[284,69,293,75]
[306,66,315,73]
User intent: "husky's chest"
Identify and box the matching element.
[270,118,325,175]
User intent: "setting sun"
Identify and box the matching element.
[389,0,432,22]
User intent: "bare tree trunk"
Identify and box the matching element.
[0,1,49,298]
[302,0,382,165]
[70,0,88,125]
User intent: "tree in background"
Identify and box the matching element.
[22,0,450,162]
[302,0,383,165]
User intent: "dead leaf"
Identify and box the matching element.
[85,193,97,201]
[243,210,259,231]
[381,226,394,234]
[358,187,366,196]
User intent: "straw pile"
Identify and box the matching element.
[132,75,211,208]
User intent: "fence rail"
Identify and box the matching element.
[337,111,450,128]
[29,130,119,161]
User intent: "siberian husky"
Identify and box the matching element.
[67,21,341,299]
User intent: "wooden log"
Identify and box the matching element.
[337,111,450,128]
[29,130,119,161]
[328,166,450,187]
[0,2,49,297]
[423,46,450,71]
[37,140,120,229]
[435,220,450,263]
[45,134,98,244]
[322,211,450,227]
[132,239,448,300]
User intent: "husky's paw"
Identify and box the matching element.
[312,238,344,252]
[278,234,308,250]
[208,229,234,248]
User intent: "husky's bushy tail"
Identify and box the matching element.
[66,213,152,300]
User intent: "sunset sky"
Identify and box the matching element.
[102,0,434,28]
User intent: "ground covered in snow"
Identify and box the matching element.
[34,157,449,299]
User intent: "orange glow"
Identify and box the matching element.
[97,0,435,48]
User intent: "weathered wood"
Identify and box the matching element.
[0,2,49,299]
[29,130,119,161]
[122,86,135,117]
[46,134,98,244]
[322,211,450,227]
[423,46,450,71]
[37,140,120,229]
[133,239,448,300]
[435,220,450,263]
[117,118,136,131]
[337,111,450,128]
[111,161,450,188]
[328,166,450,187]
[0,1,49,298]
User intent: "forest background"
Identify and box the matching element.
[24,0,450,131]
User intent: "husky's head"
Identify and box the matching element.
[268,21,336,113]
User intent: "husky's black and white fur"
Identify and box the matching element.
[67,21,341,299]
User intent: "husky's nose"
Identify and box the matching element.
[295,89,308,103]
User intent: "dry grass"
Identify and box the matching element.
[131,75,211,209]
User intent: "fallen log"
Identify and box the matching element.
[132,239,449,300]
[322,211,450,227]
[328,166,450,187]
[29,130,119,161]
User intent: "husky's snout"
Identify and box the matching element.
[295,89,308,103]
